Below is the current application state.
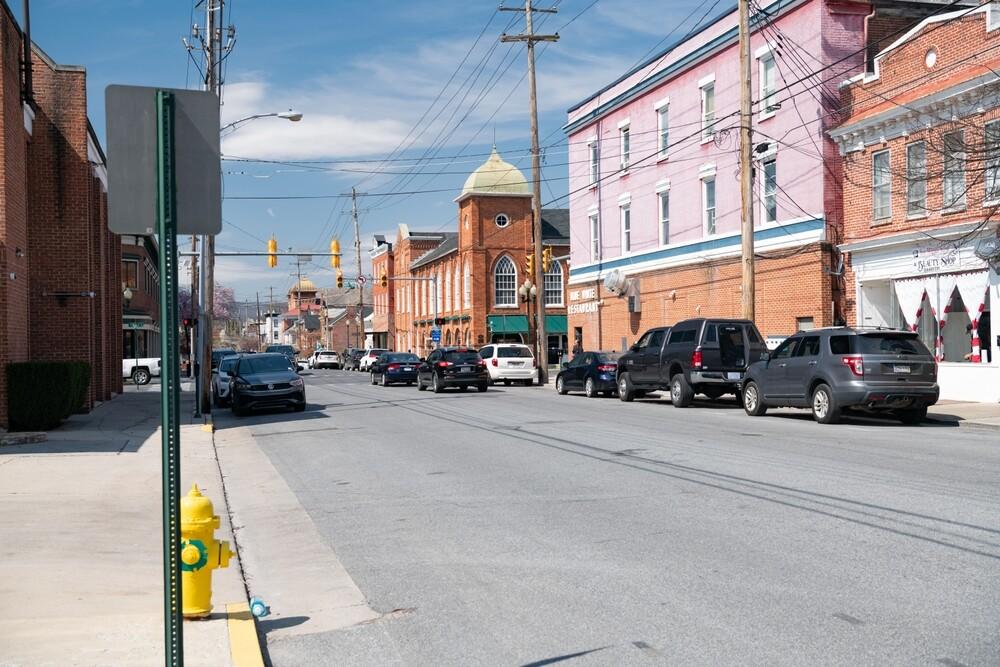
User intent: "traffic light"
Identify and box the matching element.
[267,237,278,268]
[330,238,341,269]
[542,247,552,273]
[434,317,446,326]
[181,317,197,328]
[525,253,534,276]
[336,270,344,289]
[379,273,388,288]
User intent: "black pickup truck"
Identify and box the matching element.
[616,318,768,406]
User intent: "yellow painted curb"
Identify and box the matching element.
[226,602,265,667]
[201,423,215,433]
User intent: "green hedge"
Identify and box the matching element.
[6,361,92,431]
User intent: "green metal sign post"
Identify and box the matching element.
[156,89,184,666]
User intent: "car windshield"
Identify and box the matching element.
[858,333,930,356]
[387,353,419,363]
[219,357,239,372]
[368,349,388,357]
[240,355,293,374]
[444,351,481,364]
[595,352,620,363]
[497,346,532,358]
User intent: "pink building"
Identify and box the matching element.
[563,0,952,351]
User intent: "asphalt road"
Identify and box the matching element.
[217,369,1000,667]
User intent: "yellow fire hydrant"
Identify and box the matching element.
[180,484,234,618]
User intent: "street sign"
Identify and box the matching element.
[430,328,441,342]
[357,275,367,285]
[105,85,221,235]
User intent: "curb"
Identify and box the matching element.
[925,415,1000,431]
[0,432,47,447]
[226,602,265,667]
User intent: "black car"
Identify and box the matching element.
[416,347,489,393]
[370,352,421,386]
[211,348,238,370]
[264,344,297,367]
[555,351,620,398]
[344,349,365,371]
[617,318,767,406]
[742,327,939,424]
[228,353,306,416]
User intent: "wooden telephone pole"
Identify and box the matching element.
[739,0,756,320]
[501,2,558,384]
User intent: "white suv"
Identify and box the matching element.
[479,344,537,386]
[358,349,388,372]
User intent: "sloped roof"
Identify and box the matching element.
[409,233,458,270]
[541,208,569,244]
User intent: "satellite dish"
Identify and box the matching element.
[974,236,1000,263]
[603,269,627,294]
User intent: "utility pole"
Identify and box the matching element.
[352,187,364,349]
[501,2,558,385]
[739,0,756,320]
[255,291,262,351]
[189,237,198,382]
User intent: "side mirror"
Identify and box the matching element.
[560,362,569,370]
[761,351,771,361]
[294,349,300,355]
[419,357,426,363]
[226,369,235,377]
[629,343,640,352]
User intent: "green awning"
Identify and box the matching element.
[545,315,567,334]
[487,314,529,334]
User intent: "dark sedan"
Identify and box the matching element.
[370,352,421,386]
[556,351,620,398]
[228,353,306,416]
[416,348,489,393]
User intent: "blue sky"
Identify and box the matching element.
[22,0,710,301]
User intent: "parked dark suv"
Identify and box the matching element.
[617,318,768,406]
[742,327,939,424]
[417,347,489,393]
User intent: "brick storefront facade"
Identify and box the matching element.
[0,4,121,427]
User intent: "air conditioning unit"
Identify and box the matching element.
[603,269,627,295]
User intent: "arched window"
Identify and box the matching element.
[544,260,564,307]
[494,255,517,307]
[445,330,453,346]
[445,266,452,313]
[463,261,471,308]
[436,270,443,314]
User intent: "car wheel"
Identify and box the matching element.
[417,377,427,391]
[477,383,488,392]
[670,374,694,408]
[742,381,767,417]
[132,368,151,385]
[618,373,635,402]
[897,406,928,425]
[556,376,568,395]
[381,374,390,387]
[370,373,377,385]
[585,377,597,398]
[432,374,444,394]
[811,383,840,424]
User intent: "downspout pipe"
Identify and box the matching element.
[863,2,878,74]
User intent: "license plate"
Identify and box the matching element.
[461,366,471,372]
[726,372,742,380]
[893,364,911,374]
[403,367,413,371]
[508,361,523,366]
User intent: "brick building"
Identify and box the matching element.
[0,3,122,428]
[830,3,1000,402]
[121,235,160,361]
[370,234,393,349]
[378,148,570,359]
[562,0,957,352]
[318,285,372,353]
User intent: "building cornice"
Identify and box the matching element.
[837,220,998,253]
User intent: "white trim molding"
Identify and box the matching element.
[653,95,670,111]
[617,191,632,205]
[655,178,671,193]
[698,162,717,179]
[698,73,716,88]
[616,117,631,129]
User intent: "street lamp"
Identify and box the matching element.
[219,109,304,134]
[518,279,537,303]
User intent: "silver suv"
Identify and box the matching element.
[741,327,939,424]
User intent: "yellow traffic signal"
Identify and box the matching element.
[330,239,341,268]
[379,273,388,288]
[336,270,344,289]
[542,247,552,273]
[267,237,278,268]
[525,253,534,276]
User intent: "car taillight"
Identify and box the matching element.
[597,364,616,372]
[532,357,537,368]
[842,355,864,377]
[478,359,487,367]
[692,348,703,369]
[387,364,400,371]
[437,361,452,368]
[491,358,498,367]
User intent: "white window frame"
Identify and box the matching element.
[587,137,599,186]
[872,149,892,221]
[493,256,518,308]
[654,97,669,159]
[762,154,777,224]
[986,121,1000,203]
[700,75,716,142]
[702,176,717,235]
[656,180,670,245]
[906,141,927,217]
[618,119,631,171]
[543,260,564,308]
[620,202,631,254]
[463,261,471,308]
[588,211,600,262]
[758,50,777,119]
[454,264,461,312]
[942,130,966,211]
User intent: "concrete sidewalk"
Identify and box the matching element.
[0,391,255,666]
[927,400,1000,430]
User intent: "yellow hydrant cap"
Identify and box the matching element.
[181,483,216,526]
